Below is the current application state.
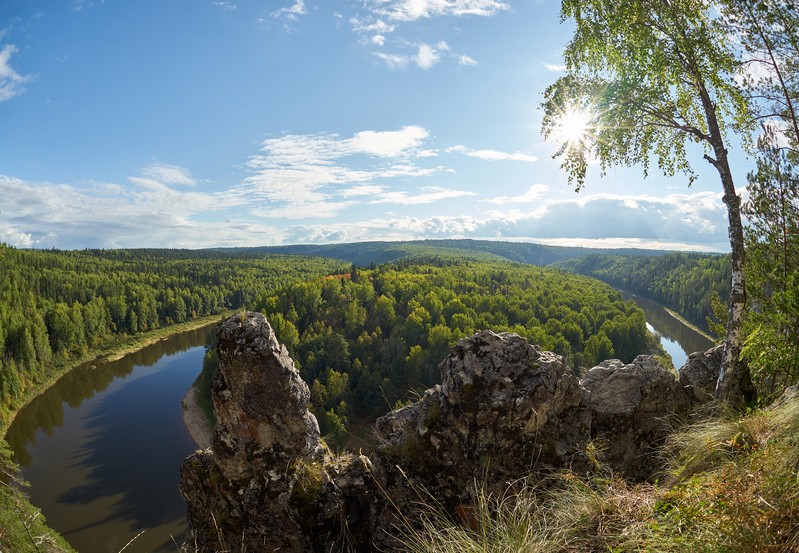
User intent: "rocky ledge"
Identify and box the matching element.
[180,312,717,552]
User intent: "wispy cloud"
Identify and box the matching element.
[0,171,731,252]
[448,145,538,162]
[279,191,731,251]
[0,45,31,102]
[458,54,478,66]
[0,173,250,249]
[142,163,197,186]
[272,0,306,21]
[213,1,236,10]
[545,63,566,72]
[367,0,510,21]
[370,186,476,205]
[239,126,452,218]
[485,184,548,204]
[374,41,458,70]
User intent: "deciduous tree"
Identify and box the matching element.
[542,0,755,405]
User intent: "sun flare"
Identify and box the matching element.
[554,106,591,146]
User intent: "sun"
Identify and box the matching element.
[554,106,592,146]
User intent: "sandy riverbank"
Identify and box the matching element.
[182,384,213,449]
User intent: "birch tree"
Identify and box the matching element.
[541,0,755,405]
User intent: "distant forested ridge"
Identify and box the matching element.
[0,244,346,428]
[557,253,731,332]
[248,258,648,446]
[225,238,669,268]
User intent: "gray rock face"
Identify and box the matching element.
[180,313,377,552]
[679,344,723,404]
[581,355,692,480]
[376,330,590,494]
[211,311,322,479]
[180,315,700,551]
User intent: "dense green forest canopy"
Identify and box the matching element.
[557,252,731,332]
[0,244,347,427]
[244,258,648,447]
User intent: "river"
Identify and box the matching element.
[622,291,715,369]
[5,324,216,553]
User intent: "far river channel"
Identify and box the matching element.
[5,295,715,552]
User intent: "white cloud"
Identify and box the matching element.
[0,174,252,249]
[213,1,236,10]
[349,126,430,156]
[545,63,566,72]
[458,54,477,66]
[351,17,396,34]
[0,45,31,102]
[368,0,510,21]
[279,191,731,251]
[369,186,476,205]
[372,34,386,46]
[374,41,450,70]
[239,126,449,219]
[142,163,197,186]
[374,52,410,70]
[485,184,549,204]
[272,0,306,21]
[416,43,441,69]
[448,145,538,162]
[340,185,387,197]
[254,201,354,219]
[0,171,731,251]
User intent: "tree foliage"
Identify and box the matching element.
[542,0,754,405]
[559,252,731,332]
[725,0,799,401]
[257,258,649,447]
[0,245,346,427]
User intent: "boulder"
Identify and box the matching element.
[679,344,723,404]
[581,355,692,480]
[375,330,591,507]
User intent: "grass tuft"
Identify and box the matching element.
[401,395,799,552]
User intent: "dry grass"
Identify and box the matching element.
[402,396,799,553]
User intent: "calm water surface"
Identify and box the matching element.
[622,291,715,368]
[5,324,216,553]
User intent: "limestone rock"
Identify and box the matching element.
[212,311,322,479]
[581,355,692,480]
[376,330,591,506]
[180,313,379,552]
[180,315,700,551]
[679,344,723,404]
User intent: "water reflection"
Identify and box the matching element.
[623,292,715,368]
[5,323,217,553]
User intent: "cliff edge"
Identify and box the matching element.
[180,311,704,552]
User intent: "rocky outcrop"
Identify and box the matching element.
[180,313,700,551]
[180,313,378,552]
[679,344,723,404]
[376,330,590,504]
[581,356,692,480]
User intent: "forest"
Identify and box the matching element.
[557,252,731,332]
[0,245,347,428]
[239,258,650,446]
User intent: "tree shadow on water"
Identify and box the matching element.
[56,348,202,540]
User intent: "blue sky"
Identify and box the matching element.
[1,0,742,251]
